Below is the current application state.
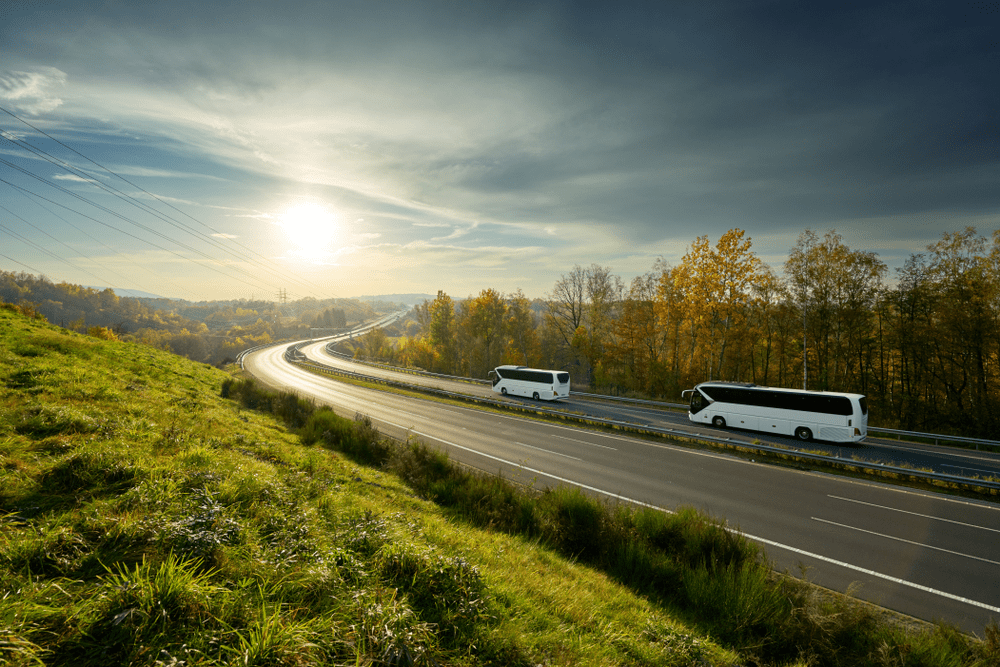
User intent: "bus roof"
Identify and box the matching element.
[496,365,565,373]
[694,381,864,399]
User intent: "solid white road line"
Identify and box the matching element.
[402,427,1000,615]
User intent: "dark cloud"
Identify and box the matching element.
[1,1,997,297]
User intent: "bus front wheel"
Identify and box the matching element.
[712,416,726,428]
[795,427,813,442]
[500,387,507,395]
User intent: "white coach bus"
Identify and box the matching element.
[682,382,867,444]
[490,366,571,401]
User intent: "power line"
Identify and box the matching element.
[0,104,333,299]
[0,219,111,287]
[6,183,195,299]
[0,129,327,298]
[0,172,279,296]
[0,201,135,291]
[0,176,277,297]
[0,251,46,277]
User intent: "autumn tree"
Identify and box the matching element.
[608,265,675,395]
[504,289,539,366]
[457,288,508,378]
[747,265,787,386]
[913,227,1000,434]
[545,264,622,384]
[670,229,765,382]
[427,290,457,373]
[654,263,686,386]
[546,265,588,368]
[785,230,886,392]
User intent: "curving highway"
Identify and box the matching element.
[307,342,1000,481]
[244,338,1000,634]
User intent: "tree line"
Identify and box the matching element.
[374,227,999,438]
[0,271,383,367]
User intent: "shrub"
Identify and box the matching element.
[542,486,604,561]
[87,326,119,341]
[377,544,488,644]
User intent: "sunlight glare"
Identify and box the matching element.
[278,203,339,262]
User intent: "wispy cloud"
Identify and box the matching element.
[0,67,66,115]
[2,2,996,299]
[51,173,89,182]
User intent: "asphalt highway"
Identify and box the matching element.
[244,341,1000,634]
[308,343,1000,481]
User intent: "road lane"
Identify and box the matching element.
[244,343,1000,632]
[306,341,1000,479]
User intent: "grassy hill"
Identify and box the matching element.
[1,304,996,666]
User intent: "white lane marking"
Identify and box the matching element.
[830,495,1000,534]
[404,428,1000,615]
[812,517,1000,566]
[552,434,618,450]
[257,356,1000,613]
[742,531,1000,614]
[942,464,1000,476]
[514,442,582,461]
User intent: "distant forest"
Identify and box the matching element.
[6,225,998,437]
[358,227,1000,438]
[0,271,400,367]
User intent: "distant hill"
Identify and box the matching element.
[86,286,169,299]
[353,293,435,306]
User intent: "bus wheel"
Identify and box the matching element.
[712,416,726,428]
[532,392,540,400]
[795,427,813,441]
[501,387,507,395]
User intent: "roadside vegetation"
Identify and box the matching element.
[0,270,397,367]
[352,227,1000,440]
[2,304,998,666]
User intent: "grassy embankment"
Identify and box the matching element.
[1,303,997,666]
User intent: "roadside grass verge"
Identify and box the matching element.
[3,308,746,666]
[224,376,1000,667]
[292,357,1000,501]
[2,306,996,666]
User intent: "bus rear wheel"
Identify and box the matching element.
[712,416,726,428]
[532,392,540,400]
[795,427,813,441]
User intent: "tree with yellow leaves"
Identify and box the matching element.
[671,229,764,381]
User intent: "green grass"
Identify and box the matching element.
[1,303,998,666]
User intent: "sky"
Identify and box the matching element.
[1,0,997,302]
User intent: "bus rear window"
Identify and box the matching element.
[556,373,570,384]
[859,397,868,415]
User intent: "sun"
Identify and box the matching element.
[278,203,339,261]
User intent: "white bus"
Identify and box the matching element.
[682,382,867,444]
[490,366,571,401]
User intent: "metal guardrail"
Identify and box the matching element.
[236,311,408,370]
[571,391,687,410]
[282,355,1000,493]
[866,426,1000,451]
[315,350,1000,452]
